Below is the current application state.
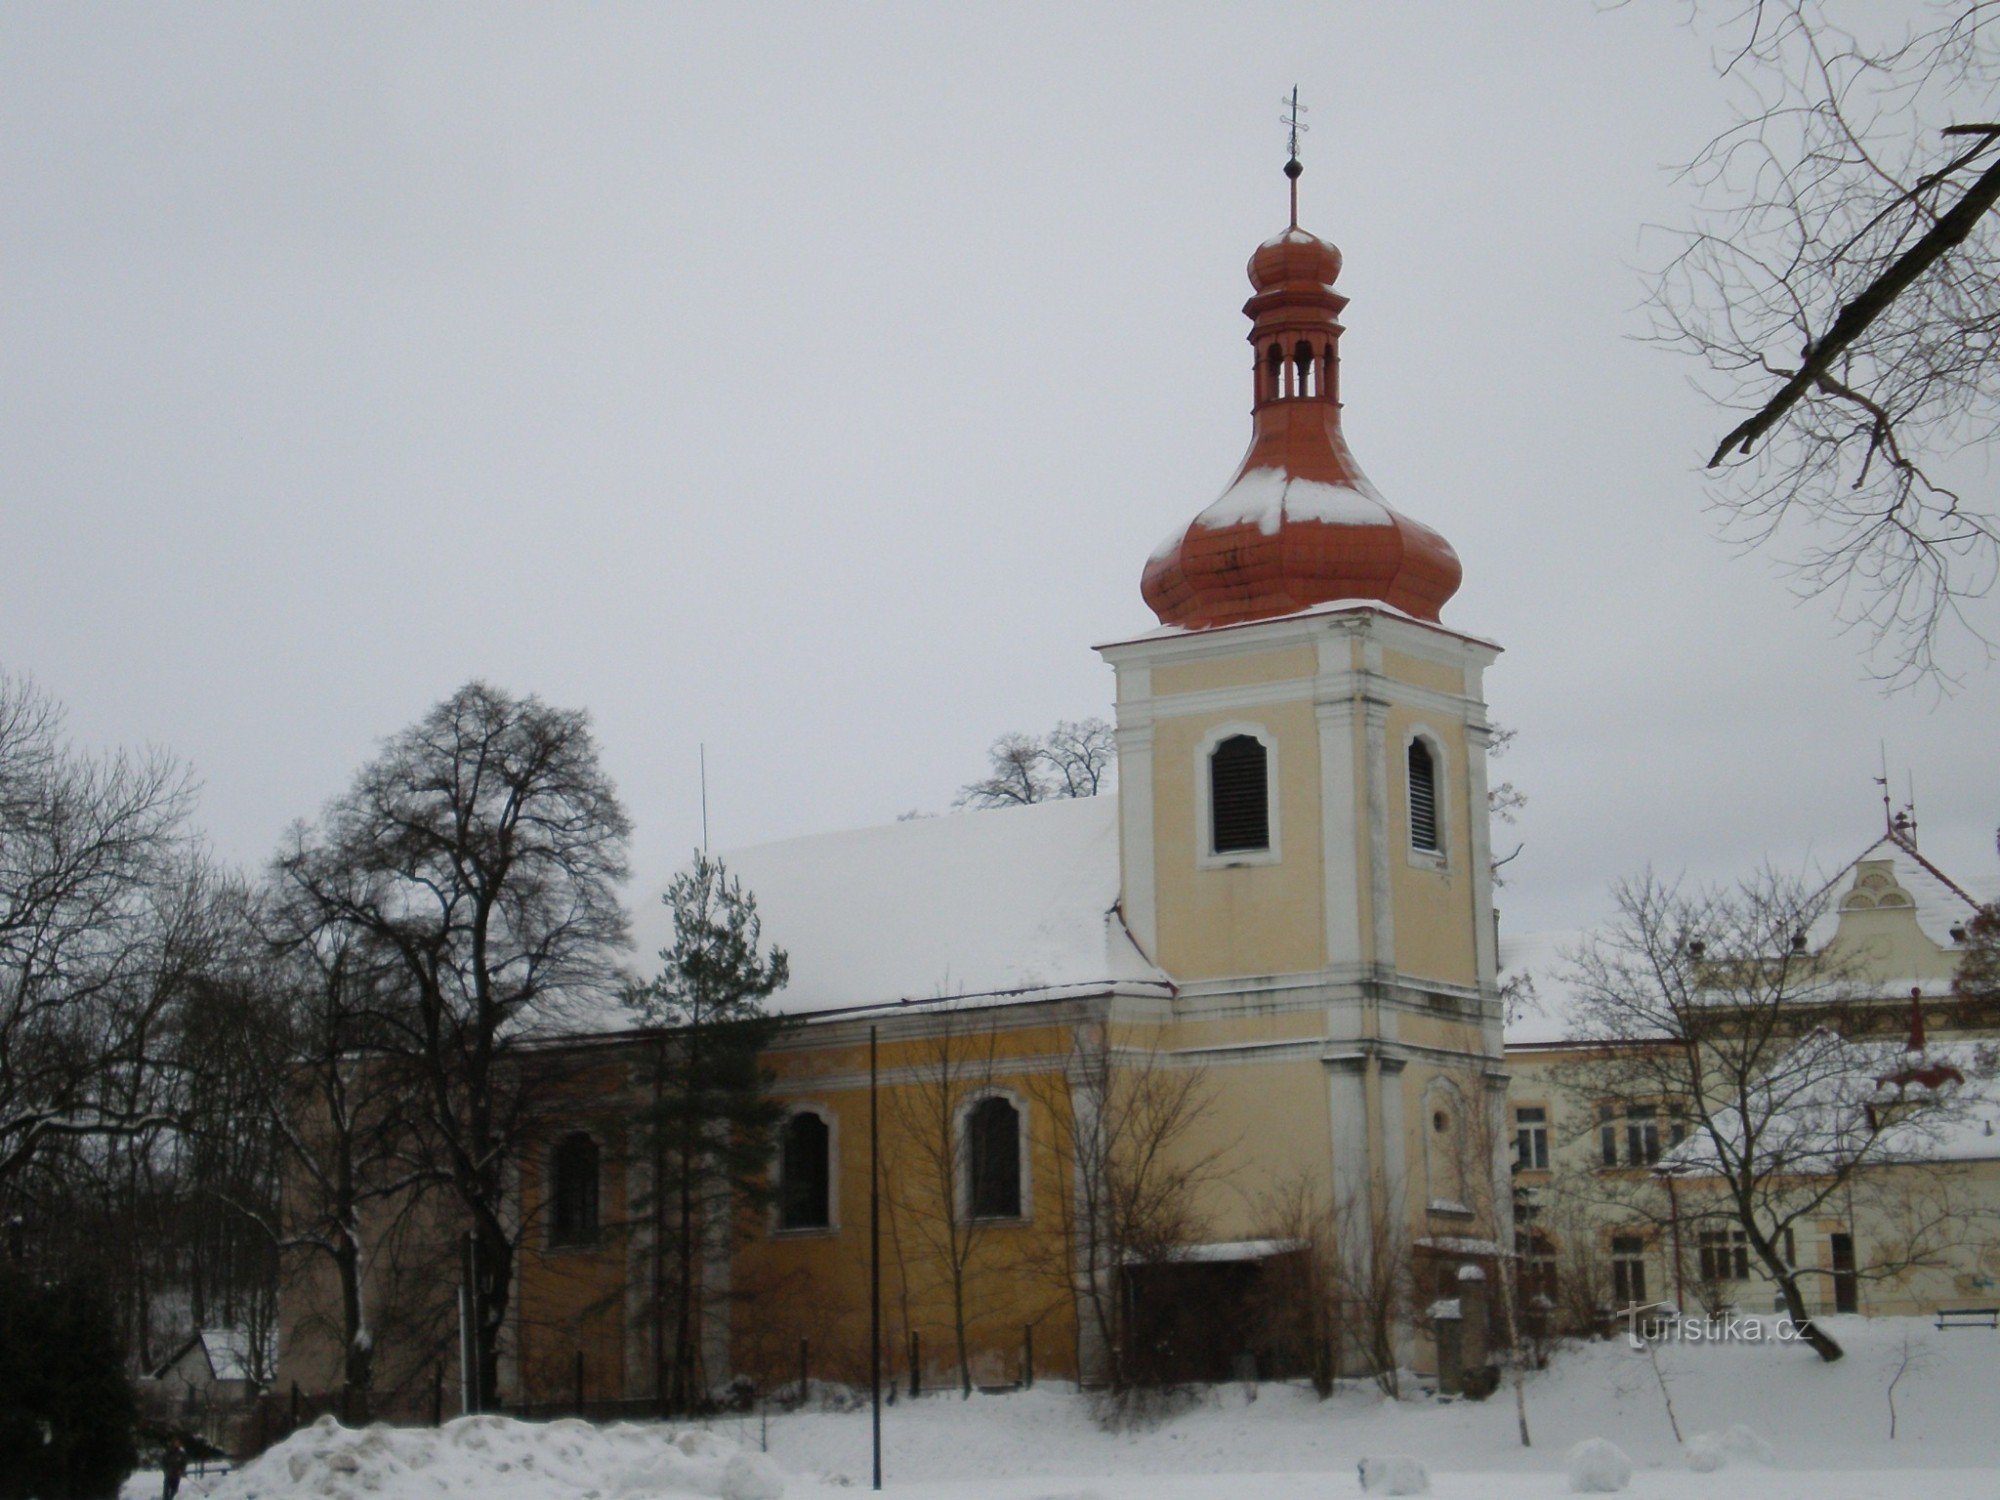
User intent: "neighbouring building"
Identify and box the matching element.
[1501,819,2000,1331]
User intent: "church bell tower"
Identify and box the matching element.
[1096,140,1504,1252]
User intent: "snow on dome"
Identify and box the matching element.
[1142,216,1462,631]
[625,795,1168,1023]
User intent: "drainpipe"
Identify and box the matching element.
[1664,1173,1686,1309]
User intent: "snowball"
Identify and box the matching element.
[1358,1454,1431,1494]
[1721,1424,1774,1463]
[721,1451,786,1500]
[1566,1438,1633,1493]
[1685,1434,1726,1472]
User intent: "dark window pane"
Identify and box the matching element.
[780,1112,831,1230]
[968,1097,1021,1220]
[1408,740,1439,853]
[1210,736,1269,854]
[551,1133,600,1246]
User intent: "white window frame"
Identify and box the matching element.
[1403,725,1448,870]
[1514,1103,1549,1172]
[957,1086,1032,1224]
[1195,722,1280,869]
[772,1102,840,1237]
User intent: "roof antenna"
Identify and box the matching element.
[1906,770,1918,845]
[1281,86,1308,229]
[700,742,709,854]
[1875,742,1892,836]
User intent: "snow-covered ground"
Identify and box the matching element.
[131,1317,2000,1500]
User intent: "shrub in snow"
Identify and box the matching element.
[1687,1423,1776,1472]
[1565,1438,1633,1493]
[1357,1454,1431,1494]
[722,1452,786,1500]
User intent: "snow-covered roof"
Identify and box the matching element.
[1501,831,1993,1050]
[1803,830,1988,951]
[152,1326,265,1385]
[1656,1035,2000,1175]
[628,795,1168,1022]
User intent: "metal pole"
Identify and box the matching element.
[459,1231,479,1415]
[870,1023,882,1490]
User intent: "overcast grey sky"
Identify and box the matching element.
[5,2,1996,940]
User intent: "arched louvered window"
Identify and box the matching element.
[778,1110,832,1231]
[1407,738,1440,854]
[1210,734,1270,854]
[966,1096,1022,1220]
[550,1132,600,1247]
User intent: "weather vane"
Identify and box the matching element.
[1280,86,1308,226]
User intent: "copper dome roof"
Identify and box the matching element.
[1142,221,1462,630]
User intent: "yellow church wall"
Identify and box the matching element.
[515,1120,632,1407]
[731,1012,1085,1390]
[1152,700,1326,979]
[1384,705,1477,989]
[1379,647,1466,699]
[1150,644,1319,698]
[1175,1052,1332,1230]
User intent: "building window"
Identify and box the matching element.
[778,1111,832,1231]
[1524,1231,1559,1304]
[1611,1235,1647,1306]
[1407,738,1440,854]
[1699,1227,1751,1283]
[1598,1104,1618,1168]
[1515,1105,1549,1171]
[966,1096,1022,1220]
[550,1132,600,1247]
[1209,735,1270,854]
[1626,1105,1661,1165]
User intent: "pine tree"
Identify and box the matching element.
[631,852,791,1413]
[0,1268,137,1500]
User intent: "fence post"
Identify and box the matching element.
[574,1350,585,1415]
[909,1332,920,1398]
[799,1338,809,1404]
[433,1364,444,1427]
[1023,1324,1033,1389]
[290,1380,300,1429]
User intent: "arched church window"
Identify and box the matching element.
[1210,735,1270,854]
[779,1110,832,1231]
[1265,342,1284,401]
[1294,340,1315,397]
[966,1095,1022,1220]
[1407,738,1440,854]
[550,1132,600,1247]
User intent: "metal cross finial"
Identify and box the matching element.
[1282,86,1309,165]
[1280,87,1308,226]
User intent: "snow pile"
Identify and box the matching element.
[1356,1454,1430,1494]
[1563,1438,1631,1493]
[1686,1424,1776,1471]
[208,1415,785,1500]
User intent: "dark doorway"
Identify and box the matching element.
[1121,1252,1303,1385]
[1831,1233,1859,1314]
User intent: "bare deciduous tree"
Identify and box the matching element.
[882,1004,1009,1397]
[277,681,632,1406]
[0,673,196,1193]
[955,719,1115,809]
[1561,868,1980,1362]
[1028,1023,1222,1396]
[1649,0,2000,682]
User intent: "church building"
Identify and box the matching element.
[277,158,1509,1409]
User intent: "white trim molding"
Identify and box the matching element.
[1195,720,1281,869]
[956,1086,1033,1225]
[771,1101,840,1237]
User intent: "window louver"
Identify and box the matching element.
[1210,735,1269,853]
[1408,739,1440,853]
